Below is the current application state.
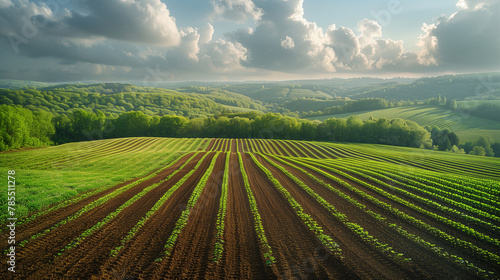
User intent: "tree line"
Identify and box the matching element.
[1,105,435,151]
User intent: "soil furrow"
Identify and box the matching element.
[241,153,358,280]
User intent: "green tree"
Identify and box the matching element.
[469,146,486,156]
[112,111,152,137]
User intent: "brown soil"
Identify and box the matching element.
[206,138,217,151]
[146,152,225,279]
[240,153,359,279]
[208,153,269,279]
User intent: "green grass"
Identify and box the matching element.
[305,105,500,142]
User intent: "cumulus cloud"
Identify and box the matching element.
[142,28,248,77]
[326,25,362,69]
[199,23,215,44]
[200,39,248,72]
[227,0,408,74]
[281,36,295,49]
[211,0,263,22]
[417,23,438,66]
[417,0,500,69]
[66,0,181,46]
[1,0,497,81]
[357,19,382,46]
[228,0,329,71]
[0,0,182,61]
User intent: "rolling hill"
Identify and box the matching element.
[306,105,500,143]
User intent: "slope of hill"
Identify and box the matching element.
[0,79,56,89]
[343,73,500,101]
[0,84,261,118]
[306,105,500,142]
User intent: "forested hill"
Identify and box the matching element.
[2,73,498,113]
[0,83,267,118]
[339,73,500,101]
[0,79,54,89]
[1,74,499,156]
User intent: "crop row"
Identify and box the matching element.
[259,139,276,154]
[247,153,343,258]
[19,152,192,247]
[363,147,500,178]
[58,152,202,257]
[213,150,231,262]
[109,152,210,257]
[355,160,500,212]
[50,138,169,169]
[259,153,409,263]
[318,159,500,247]
[160,152,222,259]
[341,160,500,227]
[279,155,495,277]
[294,158,500,265]
[18,152,184,227]
[237,152,275,266]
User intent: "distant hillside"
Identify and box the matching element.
[0,84,233,118]
[283,98,350,113]
[306,105,500,143]
[342,73,500,101]
[0,79,57,89]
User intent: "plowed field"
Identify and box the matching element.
[1,137,499,279]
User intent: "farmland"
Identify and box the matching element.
[305,105,500,142]
[1,138,499,279]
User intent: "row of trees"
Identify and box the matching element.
[1,107,433,151]
[53,110,432,148]
[4,104,497,156]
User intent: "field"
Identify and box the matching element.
[1,138,500,279]
[305,105,500,142]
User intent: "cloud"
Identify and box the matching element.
[357,19,382,46]
[2,0,497,81]
[140,28,248,79]
[0,0,181,60]
[228,0,329,71]
[200,39,248,72]
[65,0,181,46]
[199,23,214,44]
[228,0,410,74]
[417,23,438,66]
[211,0,263,22]
[281,36,295,49]
[0,0,12,9]
[176,27,201,62]
[417,0,500,70]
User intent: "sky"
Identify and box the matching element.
[0,0,498,82]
